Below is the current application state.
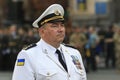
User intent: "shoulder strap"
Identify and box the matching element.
[64,44,77,49]
[23,43,37,50]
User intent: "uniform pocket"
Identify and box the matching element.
[37,69,57,80]
[38,70,57,76]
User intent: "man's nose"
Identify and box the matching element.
[58,25,64,31]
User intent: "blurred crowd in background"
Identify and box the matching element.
[1,23,120,73]
[0,0,120,74]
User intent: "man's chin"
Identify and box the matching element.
[57,39,64,43]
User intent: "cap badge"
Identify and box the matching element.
[54,10,60,15]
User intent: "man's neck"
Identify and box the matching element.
[42,39,60,48]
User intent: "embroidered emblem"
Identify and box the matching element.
[17,59,25,66]
[71,55,82,69]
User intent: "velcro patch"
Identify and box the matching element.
[17,59,25,66]
[71,55,82,69]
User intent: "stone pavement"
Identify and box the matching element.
[87,69,120,80]
[0,69,120,80]
[0,71,12,80]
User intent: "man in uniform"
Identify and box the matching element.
[12,4,87,80]
[69,26,87,58]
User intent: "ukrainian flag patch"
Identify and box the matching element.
[17,59,25,66]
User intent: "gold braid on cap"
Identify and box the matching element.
[41,16,64,25]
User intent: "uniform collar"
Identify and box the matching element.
[37,39,61,54]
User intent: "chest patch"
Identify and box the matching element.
[71,55,82,69]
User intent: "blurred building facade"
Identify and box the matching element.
[69,0,115,27]
[0,0,69,26]
[0,0,120,27]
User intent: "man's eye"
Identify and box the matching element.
[52,25,57,27]
[61,24,65,27]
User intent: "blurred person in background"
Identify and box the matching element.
[81,26,91,73]
[97,27,106,57]
[69,26,87,58]
[86,26,99,71]
[0,27,3,70]
[12,4,86,80]
[1,27,10,70]
[105,25,115,69]
[8,24,19,70]
[113,25,120,72]
[17,27,26,50]
[17,25,39,48]
[24,28,36,45]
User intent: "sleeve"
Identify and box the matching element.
[12,50,35,80]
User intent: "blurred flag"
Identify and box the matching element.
[95,2,107,15]
[77,0,86,11]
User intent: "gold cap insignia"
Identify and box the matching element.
[54,10,60,15]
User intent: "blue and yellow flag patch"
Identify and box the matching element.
[17,59,25,66]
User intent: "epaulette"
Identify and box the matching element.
[64,44,77,49]
[23,43,37,50]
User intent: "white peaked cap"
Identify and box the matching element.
[32,4,64,28]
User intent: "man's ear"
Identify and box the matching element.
[39,25,47,35]
[38,27,43,34]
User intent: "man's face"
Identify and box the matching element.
[41,22,65,44]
